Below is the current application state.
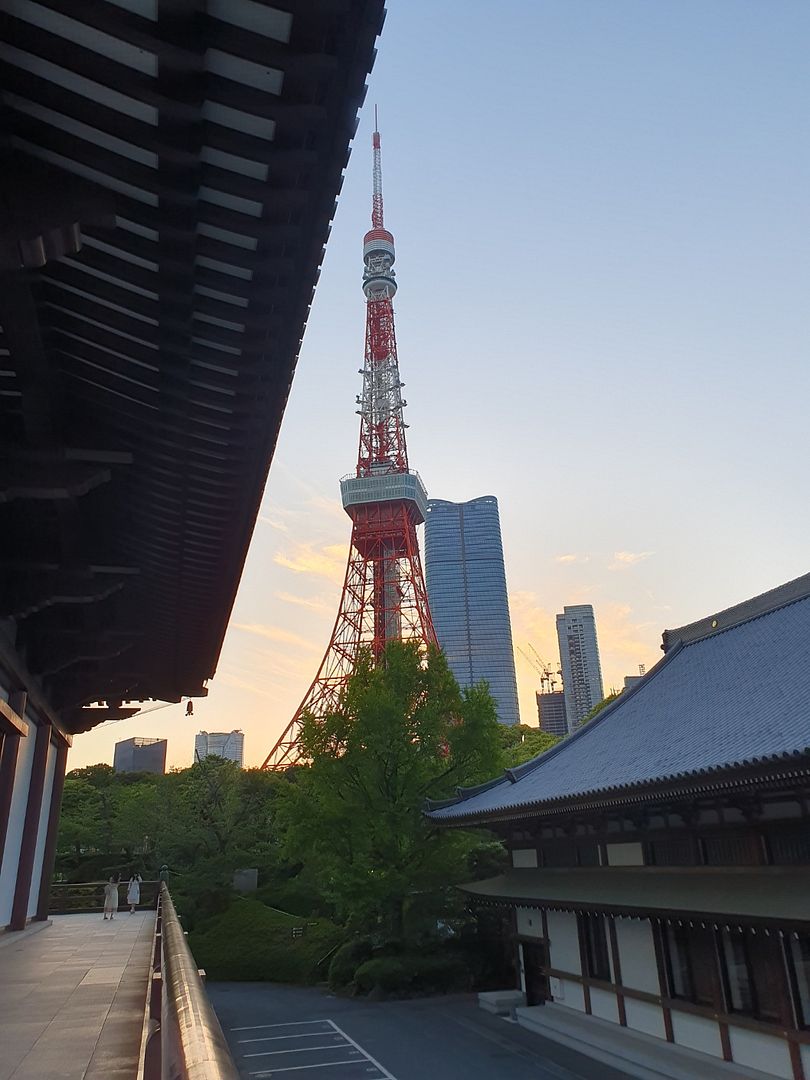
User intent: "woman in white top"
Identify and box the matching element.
[103,878,119,920]
[126,873,142,913]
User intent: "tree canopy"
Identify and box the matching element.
[498,723,561,767]
[275,642,504,936]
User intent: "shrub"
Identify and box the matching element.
[189,898,343,983]
[255,874,332,919]
[327,937,374,990]
[354,956,410,994]
[354,952,470,997]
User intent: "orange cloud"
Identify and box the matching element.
[610,550,654,570]
[273,542,346,584]
[229,622,320,652]
[555,553,591,564]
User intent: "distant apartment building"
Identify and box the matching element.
[113,737,167,775]
[556,604,604,731]
[425,496,520,726]
[536,690,567,738]
[194,730,244,767]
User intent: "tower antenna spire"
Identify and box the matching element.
[371,107,384,228]
[262,120,436,770]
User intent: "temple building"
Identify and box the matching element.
[428,573,810,1080]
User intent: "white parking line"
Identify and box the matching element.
[249,1064,363,1076]
[233,1020,333,1032]
[233,1016,396,1079]
[325,1020,396,1080]
[244,1044,358,1059]
[239,1032,344,1045]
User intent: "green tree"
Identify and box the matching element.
[580,691,620,724]
[499,724,560,768]
[57,779,105,858]
[275,642,503,938]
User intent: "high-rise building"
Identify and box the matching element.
[556,604,604,731]
[536,690,567,737]
[425,496,520,726]
[113,737,167,774]
[195,730,244,767]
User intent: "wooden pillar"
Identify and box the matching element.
[9,720,51,930]
[35,739,68,921]
[0,691,28,869]
[608,917,627,1026]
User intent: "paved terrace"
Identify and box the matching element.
[0,911,154,1080]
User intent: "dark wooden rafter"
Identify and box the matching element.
[0,0,386,727]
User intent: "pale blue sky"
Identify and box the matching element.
[74,1,810,768]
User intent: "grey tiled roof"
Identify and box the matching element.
[428,575,810,823]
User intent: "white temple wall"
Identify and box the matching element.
[670,1011,723,1058]
[0,715,37,928]
[516,907,543,938]
[28,738,57,918]
[615,918,659,994]
[546,910,580,973]
[728,1027,792,1080]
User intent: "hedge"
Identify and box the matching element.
[189,898,343,983]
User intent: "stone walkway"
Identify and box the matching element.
[0,910,155,1080]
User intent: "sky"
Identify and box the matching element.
[70,1,810,770]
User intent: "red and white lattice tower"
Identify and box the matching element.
[262,122,436,770]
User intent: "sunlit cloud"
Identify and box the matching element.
[275,591,334,617]
[230,622,320,652]
[258,514,289,533]
[610,550,654,570]
[555,553,591,564]
[274,541,346,584]
[306,494,346,521]
[219,671,273,697]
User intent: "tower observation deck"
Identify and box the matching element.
[262,123,436,770]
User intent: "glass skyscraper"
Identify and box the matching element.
[424,496,520,726]
[556,604,604,731]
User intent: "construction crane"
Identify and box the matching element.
[517,645,562,694]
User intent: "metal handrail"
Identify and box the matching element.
[158,884,239,1080]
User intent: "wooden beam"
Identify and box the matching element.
[0,698,28,737]
[0,639,72,746]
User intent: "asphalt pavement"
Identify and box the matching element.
[208,983,634,1080]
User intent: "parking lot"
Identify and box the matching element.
[229,1017,394,1079]
[209,984,633,1080]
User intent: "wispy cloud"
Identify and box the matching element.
[258,514,289,533]
[275,591,334,617]
[555,553,591,564]
[274,542,346,585]
[230,622,320,652]
[610,550,654,570]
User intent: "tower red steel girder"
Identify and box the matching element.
[262,124,436,770]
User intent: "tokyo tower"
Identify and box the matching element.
[262,121,437,770]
